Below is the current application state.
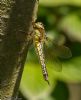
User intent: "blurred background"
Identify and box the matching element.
[18,0,81,100]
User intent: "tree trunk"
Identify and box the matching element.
[0,0,38,99]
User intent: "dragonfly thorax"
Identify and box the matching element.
[33,22,47,43]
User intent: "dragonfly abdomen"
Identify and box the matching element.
[35,42,49,83]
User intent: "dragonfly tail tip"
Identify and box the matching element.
[46,80,50,86]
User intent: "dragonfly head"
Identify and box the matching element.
[33,22,45,30]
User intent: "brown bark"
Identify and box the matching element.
[0,0,38,99]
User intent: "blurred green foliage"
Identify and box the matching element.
[19,1,81,100]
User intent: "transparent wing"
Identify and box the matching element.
[51,44,72,59]
[44,44,62,72]
[44,37,72,72]
[45,36,72,58]
[46,55,62,72]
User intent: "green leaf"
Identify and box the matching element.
[58,14,81,42]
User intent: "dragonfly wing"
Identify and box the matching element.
[44,45,62,72]
[45,37,72,59]
[44,37,72,72]
[55,45,72,59]
[46,56,62,72]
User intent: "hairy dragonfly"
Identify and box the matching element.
[31,22,72,84]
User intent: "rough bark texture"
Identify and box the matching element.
[0,0,38,99]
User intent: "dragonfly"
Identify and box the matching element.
[31,21,72,84]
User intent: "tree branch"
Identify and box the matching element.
[0,0,39,99]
